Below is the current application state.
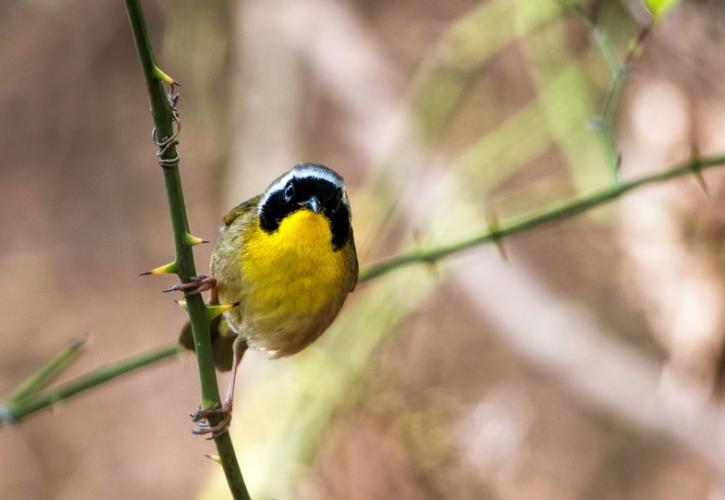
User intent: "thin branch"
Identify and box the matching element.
[359,154,725,282]
[0,343,181,423]
[4,337,87,403]
[590,27,625,180]
[590,25,651,183]
[559,1,651,183]
[3,154,724,424]
[123,1,250,498]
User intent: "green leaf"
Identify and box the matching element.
[643,0,679,18]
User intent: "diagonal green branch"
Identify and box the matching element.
[4,337,87,404]
[358,154,725,282]
[0,343,181,423]
[4,153,723,426]
[123,1,250,499]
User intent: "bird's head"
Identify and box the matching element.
[258,163,352,250]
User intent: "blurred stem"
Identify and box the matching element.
[591,27,623,76]
[124,1,250,499]
[588,22,650,183]
[5,337,87,403]
[359,153,725,282]
[3,153,725,424]
[0,343,182,423]
[591,27,624,182]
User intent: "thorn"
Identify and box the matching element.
[184,233,209,247]
[612,152,622,184]
[486,210,508,261]
[422,255,441,279]
[153,65,179,86]
[689,145,709,196]
[206,303,238,320]
[140,260,178,276]
[204,454,222,465]
[175,301,236,319]
[692,168,709,195]
[412,228,440,277]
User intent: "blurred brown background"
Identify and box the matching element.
[4,0,725,499]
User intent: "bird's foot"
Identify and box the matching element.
[191,402,232,439]
[163,275,217,296]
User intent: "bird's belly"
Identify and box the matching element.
[225,211,349,355]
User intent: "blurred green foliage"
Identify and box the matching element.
[197,0,649,498]
[644,0,680,18]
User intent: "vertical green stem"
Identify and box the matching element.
[590,27,624,182]
[123,1,250,498]
[588,22,650,184]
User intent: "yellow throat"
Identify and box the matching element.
[241,209,348,316]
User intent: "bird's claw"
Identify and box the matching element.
[163,275,217,296]
[191,403,232,439]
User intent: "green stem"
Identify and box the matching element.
[359,154,725,282]
[560,3,649,184]
[0,343,181,423]
[6,337,87,403]
[590,25,650,184]
[591,27,623,76]
[591,27,625,183]
[124,1,250,499]
[3,154,725,425]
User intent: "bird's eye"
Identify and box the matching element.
[283,183,295,201]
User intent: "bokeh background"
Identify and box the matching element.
[4,0,725,498]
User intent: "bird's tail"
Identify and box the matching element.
[178,315,237,372]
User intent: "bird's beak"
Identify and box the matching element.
[302,196,322,213]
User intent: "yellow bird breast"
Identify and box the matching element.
[235,209,350,356]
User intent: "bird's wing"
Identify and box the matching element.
[177,315,237,372]
[178,197,262,371]
[347,230,359,292]
[222,195,261,226]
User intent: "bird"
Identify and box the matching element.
[177,163,358,437]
